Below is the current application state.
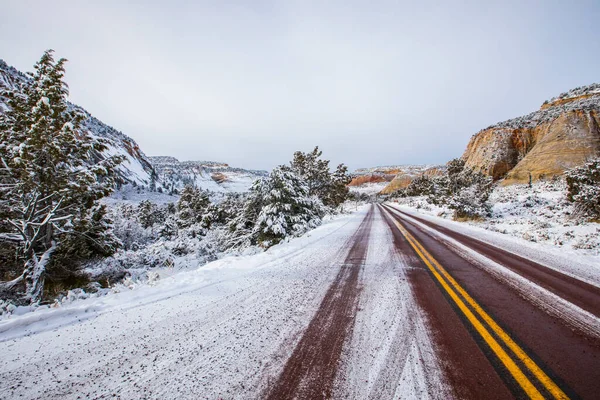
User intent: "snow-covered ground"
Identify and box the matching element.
[0,205,449,399]
[391,180,600,258]
[0,207,365,398]
[102,185,180,206]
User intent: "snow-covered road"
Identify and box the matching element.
[5,203,599,399]
[0,206,447,399]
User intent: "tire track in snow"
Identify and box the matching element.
[332,206,451,399]
[265,205,374,399]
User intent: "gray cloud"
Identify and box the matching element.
[2,0,599,170]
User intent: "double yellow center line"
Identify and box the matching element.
[383,207,569,400]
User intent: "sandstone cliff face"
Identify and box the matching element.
[504,110,600,184]
[462,84,600,184]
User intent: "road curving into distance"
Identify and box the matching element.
[380,203,600,400]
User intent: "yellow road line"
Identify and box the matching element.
[383,207,569,399]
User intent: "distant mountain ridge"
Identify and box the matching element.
[149,156,268,194]
[349,164,444,195]
[0,58,266,194]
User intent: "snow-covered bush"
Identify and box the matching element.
[446,170,493,219]
[448,181,493,220]
[405,175,435,197]
[566,159,600,220]
[177,186,210,227]
[111,204,155,250]
[409,158,494,219]
[0,298,17,317]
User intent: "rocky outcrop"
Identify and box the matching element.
[210,172,228,184]
[463,84,600,184]
[504,110,600,184]
[379,166,443,194]
[348,173,394,187]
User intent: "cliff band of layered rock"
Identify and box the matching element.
[462,84,600,184]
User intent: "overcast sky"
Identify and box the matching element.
[1,1,599,171]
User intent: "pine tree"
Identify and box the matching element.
[325,164,351,208]
[291,146,331,200]
[137,200,164,229]
[253,166,325,247]
[227,192,263,248]
[290,146,351,207]
[176,186,210,228]
[0,50,123,303]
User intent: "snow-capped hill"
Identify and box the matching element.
[0,59,155,187]
[149,156,267,193]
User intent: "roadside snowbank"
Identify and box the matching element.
[0,206,368,342]
[391,179,600,256]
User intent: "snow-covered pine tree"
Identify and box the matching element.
[325,164,351,208]
[227,191,262,249]
[214,193,244,225]
[290,146,351,207]
[290,146,331,200]
[0,50,123,303]
[137,200,164,229]
[253,165,325,247]
[176,186,210,228]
